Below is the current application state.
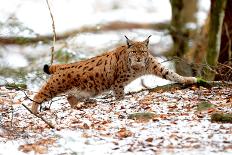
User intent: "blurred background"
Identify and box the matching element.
[0,0,213,91]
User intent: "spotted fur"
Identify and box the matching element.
[31,36,197,113]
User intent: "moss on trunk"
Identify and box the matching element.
[203,0,227,80]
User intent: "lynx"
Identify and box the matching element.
[31,36,197,113]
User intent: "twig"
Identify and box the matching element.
[219,62,232,70]
[0,21,169,45]
[46,0,56,65]
[22,90,45,105]
[21,91,55,129]
[140,78,151,89]
[22,103,55,129]
[10,104,14,128]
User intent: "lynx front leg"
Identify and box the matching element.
[31,75,64,114]
[147,56,197,84]
[67,95,97,110]
[31,90,53,114]
[112,85,125,100]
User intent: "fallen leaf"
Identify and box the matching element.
[36,138,57,145]
[145,137,153,142]
[18,144,47,154]
[82,133,91,138]
[83,123,90,129]
[207,108,217,113]
[117,128,133,139]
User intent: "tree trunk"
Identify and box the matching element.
[187,0,231,81]
[202,0,227,80]
[169,0,197,76]
[215,0,232,81]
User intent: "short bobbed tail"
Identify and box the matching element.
[43,64,50,74]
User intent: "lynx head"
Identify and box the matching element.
[125,35,151,69]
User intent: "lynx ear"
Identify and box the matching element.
[125,35,132,48]
[143,35,152,47]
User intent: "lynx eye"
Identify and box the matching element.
[131,51,136,53]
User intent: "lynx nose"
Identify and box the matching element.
[137,58,141,62]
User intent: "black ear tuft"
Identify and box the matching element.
[43,64,50,74]
[125,35,132,48]
[144,35,152,46]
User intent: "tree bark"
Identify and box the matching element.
[215,0,232,80]
[203,0,227,80]
[186,0,231,81]
[169,0,197,76]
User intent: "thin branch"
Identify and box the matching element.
[219,62,232,70]
[46,0,56,65]
[22,90,44,105]
[21,91,55,129]
[22,103,55,129]
[140,78,151,89]
[0,21,169,45]
[148,81,232,93]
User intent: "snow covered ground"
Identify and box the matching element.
[0,85,231,154]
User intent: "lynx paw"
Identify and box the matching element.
[31,102,39,114]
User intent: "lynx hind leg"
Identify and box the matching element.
[112,85,125,101]
[67,95,96,109]
[67,95,79,108]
